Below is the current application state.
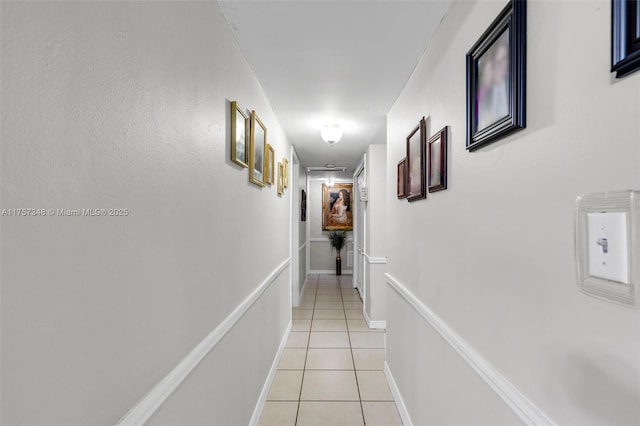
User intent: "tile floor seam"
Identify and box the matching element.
[339,275,367,426]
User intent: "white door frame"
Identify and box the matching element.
[353,155,366,299]
[290,148,301,307]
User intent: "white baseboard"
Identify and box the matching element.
[363,309,387,330]
[309,269,353,275]
[249,320,292,426]
[385,273,554,426]
[116,258,292,426]
[295,276,309,307]
[384,361,413,426]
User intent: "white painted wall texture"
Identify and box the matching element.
[1,2,291,424]
[386,0,640,425]
[364,145,387,323]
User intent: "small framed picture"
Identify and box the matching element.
[265,144,275,186]
[612,0,640,78]
[406,117,427,202]
[230,101,248,168]
[466,0,526,151]
[428,126,448,193]
[397,159,407,199]
[283,158,289,188]
[249,111,267,187]
[277,162,284,195]
[301,189,307,221]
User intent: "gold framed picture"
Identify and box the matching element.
[283,158,289,188]
[322,183,353,231]
[277,162,284,195]
[249,110,266,187]
[230,101,248,168]
[265,144,275,186]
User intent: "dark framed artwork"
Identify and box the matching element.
[397,159,407,199]
[322,183,353,231]
[230,101,248,168]
[466,0,526,151]
[612,0,640,78]
[406,117,426,202]
[428,126,448,192]
[249,110,266,187]
[301,189,307,221]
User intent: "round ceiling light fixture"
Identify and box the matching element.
[320,124,343,145]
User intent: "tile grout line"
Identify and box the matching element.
[294,274,319,426]
[339,275,367,426]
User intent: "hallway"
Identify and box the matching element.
[258,274,401,426]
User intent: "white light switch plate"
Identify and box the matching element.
[576,190,640,308]
[587,212,629,284]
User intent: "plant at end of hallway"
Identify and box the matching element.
[328,230,347,275]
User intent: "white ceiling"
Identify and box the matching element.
[219,0,451,170]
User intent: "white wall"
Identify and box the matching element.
[299,169,308,296]
[364,145,387,325]
[1,2,291,425]
[386,0,640,425]
[308,178,354,274]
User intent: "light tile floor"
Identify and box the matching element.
[258,274,403,426]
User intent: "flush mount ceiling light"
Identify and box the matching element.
[320,124,343,145]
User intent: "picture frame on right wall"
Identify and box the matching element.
[611,0,640,78]
[397,158,407,199]
[466,0,526,151]
[406,117,427,202]
[428,126,448,193]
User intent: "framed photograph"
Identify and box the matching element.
[466,0,526,151]
[249,110,266,187]
[301,189,307,221]
[406,117,426,202]
[283,158,289,188]
[277,162,284,195]
[428,126,448,192]
[397,159,407,199]
[612,0,640,78]
[322,183,353,231]
[230,101,248,167]
[265,144,275,185]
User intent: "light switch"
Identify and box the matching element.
[587,212,629,284]
[576,190,639,308]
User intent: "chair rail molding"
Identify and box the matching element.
[385,273,555,426]
[117,258,292,426]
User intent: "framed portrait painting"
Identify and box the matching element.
[265,144,275,186]
[249,110,266,187]
[277,162,284,195]
[612,0,640,78]
[466,0,526,151]
[397,158,407,199]
[406,117,426,202]
[322,183,353,231]
[230,101,248,168]
[283,158,289,189]
[428,126,448,192]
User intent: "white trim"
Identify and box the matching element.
[298,241,307,251]
[249,320,292,426]
[363,309,387,330]
[385,273,555,426]
[309,237,354,243]
[384,362,413,426]
[364,253,387,264]
[117,258,292,426]
[307,177,353,182]
[309,269,353,275]
[297,275,309,304]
